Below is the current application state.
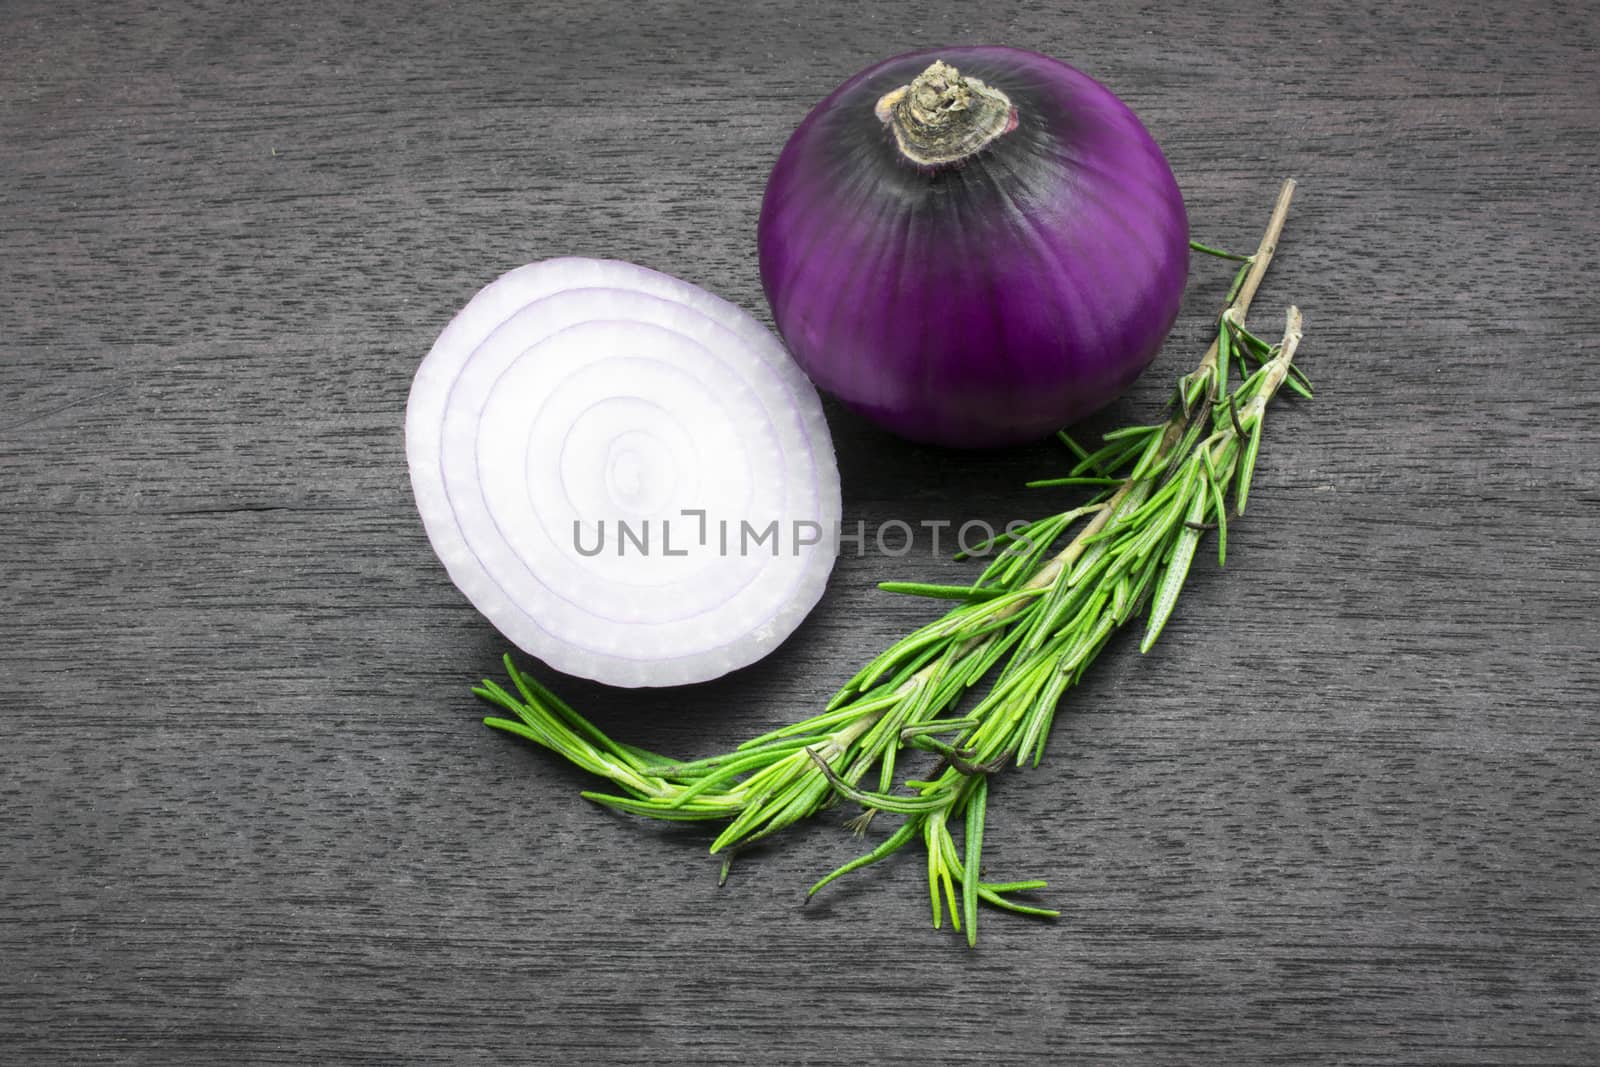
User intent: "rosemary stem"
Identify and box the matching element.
[1233,179,1297,321]
[1241,307,1305,421]
[1196,178,1297,384]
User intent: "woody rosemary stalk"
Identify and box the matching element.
[477,180,1309,946]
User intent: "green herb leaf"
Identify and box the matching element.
[1237,410,1265,515]
[1142,480,1207,652]
[962,774,988,948]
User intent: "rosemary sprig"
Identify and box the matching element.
[479,180,1308,945]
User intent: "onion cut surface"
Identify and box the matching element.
[406,258,841,688]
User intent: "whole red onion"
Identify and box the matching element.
[758,46,1189,448]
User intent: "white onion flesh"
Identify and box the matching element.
[406,258,841,688]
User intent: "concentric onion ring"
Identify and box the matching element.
[407,258,841,688]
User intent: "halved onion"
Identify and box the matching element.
[406,258,841,688]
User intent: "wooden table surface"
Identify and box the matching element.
[4,1,1597,1062]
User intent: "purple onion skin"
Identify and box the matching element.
[758,46,1189,448]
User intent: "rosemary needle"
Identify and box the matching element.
[480,180,1309,945]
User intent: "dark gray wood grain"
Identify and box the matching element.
[3,0,1597,1062]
